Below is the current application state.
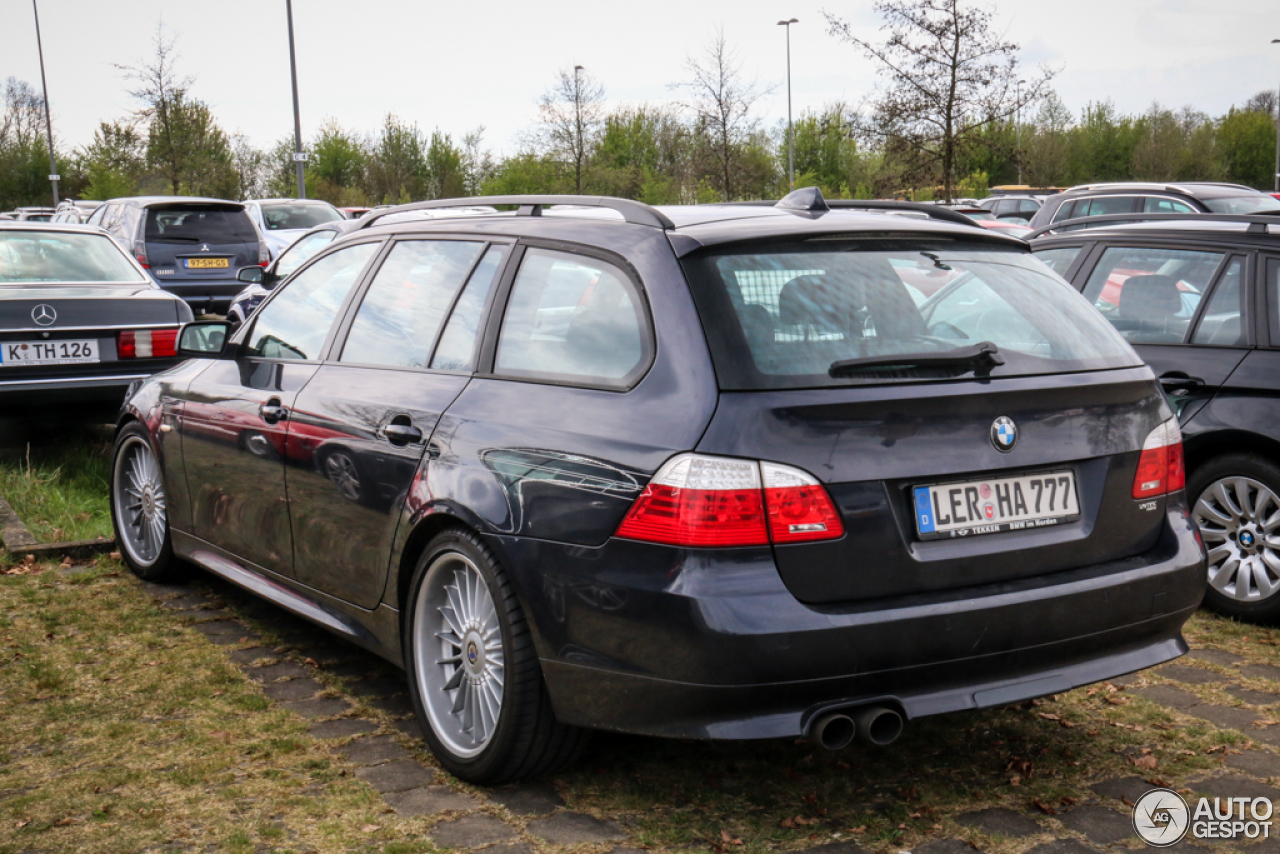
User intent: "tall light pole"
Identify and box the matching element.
[31,0,59,206]
[574,65,584,195]
[1015,78,1026,186]
[286,0,306,198]
[778,18,798,190]
[1272,40,1280,193]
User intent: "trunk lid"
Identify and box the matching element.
[697,367,1169,603]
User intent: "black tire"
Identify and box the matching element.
[1189,453,1280,623]
[110,421,183,582]
[402,527,587,784]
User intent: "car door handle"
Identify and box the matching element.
[1158,371,1205,393]
[384,423,423,446]
[259,399,288,424]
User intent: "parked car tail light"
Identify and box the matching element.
[118,329,179,359]
[761,462,846,543]
[1132,418,1185,499]
[259,242,271,266]
[616,454,843,548]
[132,240,149,269]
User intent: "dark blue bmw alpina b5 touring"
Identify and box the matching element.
[110,190,1206,783]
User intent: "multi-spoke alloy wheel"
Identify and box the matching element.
[322,451,362,502]
[403,529,587,784]
[1190,454,1280,623]
[1194,476,1280,602]
[110,423,178,581]
[414,552,506,757]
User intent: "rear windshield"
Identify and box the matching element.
[260,203,343,231]
[145,206,258,244]
[1203,195,1280,214]
[0,231,144,283]
[683,241,1142,389]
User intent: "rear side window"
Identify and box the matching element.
[682,242,1140,390]
[1081,246,1225,345]
[260,203,343,231]
[1143,198,1196,214]
[494,248,650,388]
[146,206,258,244]
[340,240,486,369]
[247,242,378,360]
[432,246,506,371]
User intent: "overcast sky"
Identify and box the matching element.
[2,0,1279,158]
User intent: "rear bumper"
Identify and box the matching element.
[148,278,246,313]
[490,501,1205,740]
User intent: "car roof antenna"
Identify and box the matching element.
[776,186,830,213]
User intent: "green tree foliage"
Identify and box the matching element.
[366,114,427,204]
[425,131,466,199]
[0,78,60,209]
[79,120,144,199]
[307,119,367,204]
[1219,107,1276,189]
[781,106,859,197]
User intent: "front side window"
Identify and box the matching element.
[275,231,338,279]
[1190,257,1246,346]
[1033,246,1085,277]
[1080,246,1226,345]
[340,240,486,369]
[495,248,650,387]
[682,242,1141,390]
[247,242,378,360]
[432,246,506,371]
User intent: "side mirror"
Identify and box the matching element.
[178,320,233,358]
[237,266,264,284]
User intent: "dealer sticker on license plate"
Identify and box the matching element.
[184,257,229,269]
[1,339,99,366]
[913,469,1080,540]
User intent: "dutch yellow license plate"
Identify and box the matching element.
[185,257,229,269]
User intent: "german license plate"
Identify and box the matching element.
[1,339,99,366]
[913,469,1080,540]
[184,257,229,269]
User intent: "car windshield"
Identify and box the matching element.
[1203,195,1280,214]
[260,203,343,231]
[682,241,1141,389]
[0,230,144,283]
[146,206,258,244]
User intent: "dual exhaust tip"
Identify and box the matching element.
[809,705,904,751]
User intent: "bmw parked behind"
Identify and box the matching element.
[110,190,1206,784]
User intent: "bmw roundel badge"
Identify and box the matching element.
[991,416,1017,452]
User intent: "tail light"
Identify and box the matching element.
[132,240,149,269]
[259,242,271,266]
[1132,418,1185,499]
[118,329,179,359]
[615,453,844,548]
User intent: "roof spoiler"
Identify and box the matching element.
[357,195,675,230]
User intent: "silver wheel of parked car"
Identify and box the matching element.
[110,422,180,582]
[414,550,506,758]
[115,433,168,565]
[1194,475,1280,602]
[322,450,362,502]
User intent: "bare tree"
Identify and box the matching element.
[826,0,1055,201]
[462,126,497,196]
[536,66,606,194]
[1245,89,1278,118]
[676,29,770,201]
[0,78,48,149]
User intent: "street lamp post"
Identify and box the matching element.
[31,0,59,207]
[286,0,306,199]
[1272,40,1280,194]
[777,18,798,190]
[1016,78,1026,186]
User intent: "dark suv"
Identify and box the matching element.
[88,197,269,313]
[1029,183,1280,230]
[1031,212,1280,623]
[110,191,1204,784]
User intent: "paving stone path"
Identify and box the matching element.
[137,576,1280,854]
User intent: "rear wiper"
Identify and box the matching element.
[829,341,1005,377]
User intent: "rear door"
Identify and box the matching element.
[284,238,508,608]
